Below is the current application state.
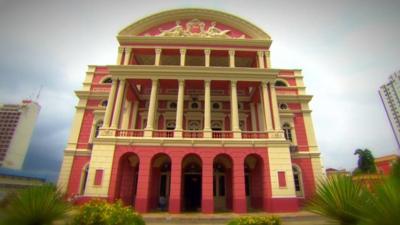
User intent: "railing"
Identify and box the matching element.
[241,131,268,139]
[212,131,233,138]
[182,130,203,138]
[153,130,174,138]
[91,84,111,92]
[116,129,144,137]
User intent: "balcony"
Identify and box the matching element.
[112,129,280,140]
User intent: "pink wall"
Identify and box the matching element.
[67,156,90,196]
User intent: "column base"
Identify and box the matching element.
[233,130,242,139]
[203,129,212,138]
[99,128,116,137]
[174,130,182,138]
[144,129,153,137]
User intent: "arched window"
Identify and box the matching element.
[292,165,304,197]
[275,80,287,87]
[80,165,89,195]
[95,121,103,137]
[102,77,112,84]
[282,123,292,141]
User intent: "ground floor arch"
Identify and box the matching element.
[244,154,264,211]
[213,154,233,211]
[115,153,139,206]
[149,153,171,211]
[182,154,202,212]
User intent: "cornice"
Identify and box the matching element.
[107,65,279,81]
[277,95,313,103]
[118,36,271,48]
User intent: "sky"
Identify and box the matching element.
[0,0,399,182]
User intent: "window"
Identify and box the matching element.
[275,80,287,87]
[188,120,201,130]
[101,100,108,107]
[292,166,304,197]
[279,103,288,110]
[282,123,292,141]
[95,121,103,137]
[168,102,177,109]
[190,102,199,110]
[102,77,112,84]
[166,120,175,130]
[212,102,221,110]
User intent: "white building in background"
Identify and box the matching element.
[379,71,400,149]
[0,100,40,169]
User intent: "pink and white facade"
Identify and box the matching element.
[58,8,324,213]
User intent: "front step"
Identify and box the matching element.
[142,212,330,225]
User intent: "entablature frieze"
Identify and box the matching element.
[106,65,279,82]
[117,36,271,49]
[93,137,291,148]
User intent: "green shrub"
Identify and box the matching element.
[72,200,145,225]
[227,216,281,225]
[0,184,70,225]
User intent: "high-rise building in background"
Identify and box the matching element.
[0,100,40,169]
[379,71,400,149]
[58,8,324,213]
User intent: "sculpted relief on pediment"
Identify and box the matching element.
[144,19,245,39]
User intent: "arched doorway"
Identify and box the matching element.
[244,154,264,211]
[182,154,202,211]
[213,154,233,211]
[149,154,171,211]
[115,153,139,206]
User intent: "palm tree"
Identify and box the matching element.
[307,175,368,225]
[0,184,70,225]
[353,149,377,174]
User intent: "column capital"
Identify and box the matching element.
[119,78,126,83]
[179,48,187,54]
[204,48,211,55]
[265,50,271,57]
[204,79,211,85]
[118,47,125,53]
[257,50,264,57]
[155,48,162,54]
[178,79,185,85]
[228,49,235,56]
[231,80,238,86]
[151,78,159,83]
[125,47,132,53]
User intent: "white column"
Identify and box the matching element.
[229,49,235,68]
[204,49,211,67]
[270,83,281,130]
[257,51,265,69]
[204,80,211,138]
[175,79,185,137]
[144,79,158,137]
[103,78,118,128]
[111,79,126,128]
[250,103,257,131]
[180,48,186,66]
[261,82,273,131]
[155,48,162,66]
[121,98,132,129]
[231,80,241,138]
[124,48,132,65]
[116,47,124,65]
[130,101,139,129]
[265,51,271,68]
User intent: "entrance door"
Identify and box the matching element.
[183,174,202,211]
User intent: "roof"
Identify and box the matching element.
[0,167,46,182]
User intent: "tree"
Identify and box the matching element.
[353,148,377,174]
